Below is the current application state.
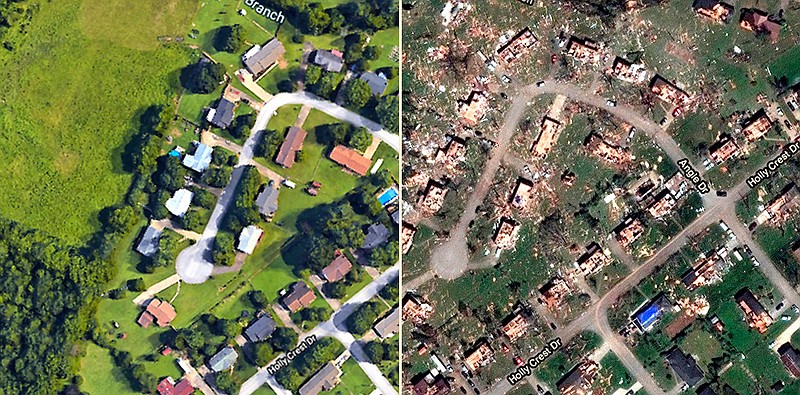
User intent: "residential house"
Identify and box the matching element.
[411,372,451,395]
[510,177,534,210]
[311,49,344,72]
[281,282,317,313]
[207,99,236,129]
[613,216,644,248]
[373,307,400,339]
[708,136,740,164]
[693,0,734,24]
[275,126,307,168]
[735,288,773,333]
[633,293,672,331]
[584,133,632,167]
[321,253,352,283]
[739,8,781,43]
[298,362,342,395]
[136,225,162,257]
[360,71,388,96]
[682,251,728,291]
[665,347,703,387]
[157,377,195,395]
[256,180,280,219]
[606,56,647,83]
[329,145,372,176]
[137,298,177,328]
[741,109,772,142]
[532,117,562,158]
[402,293,433,325]
[779,343,800,378]
[457,91,489,125]
[165,189,193,217]
[362,223,391,250]
[650,75,692,108]
[464,340,494,372]
[237,225,264,254]
[566,36,602,64]
[183,142,214,173]
[208,346,238,372]
[647,190,678,218]
[497,27,537,63]
[435,135,467,170]
[244,314,277,342]
[501,313,529,342]
[493,217,520,250]
[575,242,610,275]
[418,179,448,214]
[401,222,417,254]
[243,38,285,77]
[764,183,800,225]
[540,276,571,310]
[557,360,600,395]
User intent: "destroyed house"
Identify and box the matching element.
[435,135,467,169]
[464,340,494,372]
[584,133,632,167]
[411,373,451,395]
[693,0,734,23]
[765,183,800,225]
[650,76,691,107]
[418,179,448,213]
[607,56,647,83]
[402,293,433,325]
[647,189,678,218]
[556,360,600,395]
[509,177,534,209]
[457,91,489,125]
[493,217,520,250]
[497,27,537,63]
[532,117,562,157]
[735,288,773,333]
[540,276,571,309]
[682,251,727,291]
[401,222,417,254]
[501,313,529,341]
[613,216,644,247]
[708,136,740,164]
[566,36,602,64]
[741,110,772,142]
[575,242,610,275]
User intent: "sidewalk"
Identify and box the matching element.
[132,274,180,306]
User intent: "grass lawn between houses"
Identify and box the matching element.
[320,358,376,395]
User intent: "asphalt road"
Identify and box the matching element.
[176,92,400,284]
[239,264,400,395]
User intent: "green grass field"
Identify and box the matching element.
[80,344,143,395]
[320,358,376,395]
[0,0,198,244]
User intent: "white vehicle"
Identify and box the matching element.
[501,74,511,83]
[282,179,297,189]
[536,80,545,87]
[606,99,616,107]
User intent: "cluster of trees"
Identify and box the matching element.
[181,59,226,94]
[303,202,366,271]
[167,314,241,367]
[229,114,256,140]
[0,220,115,394]
[378,277,399,301]
[109,348,158,393]
[363,338,398,363]
[269,0,396,36]
[346,301,383,334]
[0,0,35,51]
[368,241,398,267]
[304,65,344,100]
[254,129,284,161]
[215,24,247,53]
[298,306,331,323]
[342,78,373,110]
[143,229,183,273]
[375,94,398,133]
[274,337,345,391]
[223,165,264,234]
[203,166,232,188]
[212,232,237,266]
[316,122,372,151]
[211,148,238,168]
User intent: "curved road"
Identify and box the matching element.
[177,92,401,284]
[239,264,400,395]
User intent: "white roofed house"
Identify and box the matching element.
[237,225,264,254]
[165,189,194,217]
[182,142,214,173]
[135,225,162,257]
[311,49,345,72]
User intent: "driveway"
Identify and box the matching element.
[176,92,400,284]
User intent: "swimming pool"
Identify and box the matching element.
[378,187,398,206]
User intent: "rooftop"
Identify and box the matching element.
[329,145,372,176]
[276,126,307,168]
[243,38,285,76]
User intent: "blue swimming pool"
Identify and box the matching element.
[378,188,398,206]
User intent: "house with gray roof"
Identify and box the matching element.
[243,39,285,76]
[244,314,277,342]
[135,225,162,257]
[373,307,400,339]
[207,98,235,129]
[182,142,214,173]
[208,346,238,372]
[256,180,280,219]
[298,362,342,395]
[359,72,388,96]
[362,223,390,250]
[311,49,344,72]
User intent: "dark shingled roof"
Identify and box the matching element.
[245,314,277,342]
[360,72,388,96]
[666,347,703,387]
[211,98,235,129]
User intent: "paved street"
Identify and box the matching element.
[176,92,400,284]
[239,264,400,395]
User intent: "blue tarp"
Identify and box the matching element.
[636,303,661,329]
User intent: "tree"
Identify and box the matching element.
[301,4,331,35]
[347,127,372,151]
[376,95,398,133]
[300,306,331,322]
[186,61,226,94]
[343,78,372,109]
[127,278,146,292]
[248,290,268,309]
[181,210,205,232]
[316,123,349,146]
[326,281,347,299]
[156,155,187,190]
[107,205,138,234]
[192,188,216,209]
[305,65,323,86]
[204,167,232,188]
[214,372,238,394]
[378,277,399,301]
[230,114,255,139]
[216,24,247,53]
[314,72,343,100]
[148,190,171,220]
[212,233,236,266]
[254,129,283,159]
[215,318,240,338]
[363,45,381,60]
[364,341,384,361]
[253,342,276,366]
[347,301,381,334]
[369,241,398,268]
[270,327,299,352]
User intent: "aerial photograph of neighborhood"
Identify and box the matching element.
[0,0,399,395]
[401,0,800,394]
